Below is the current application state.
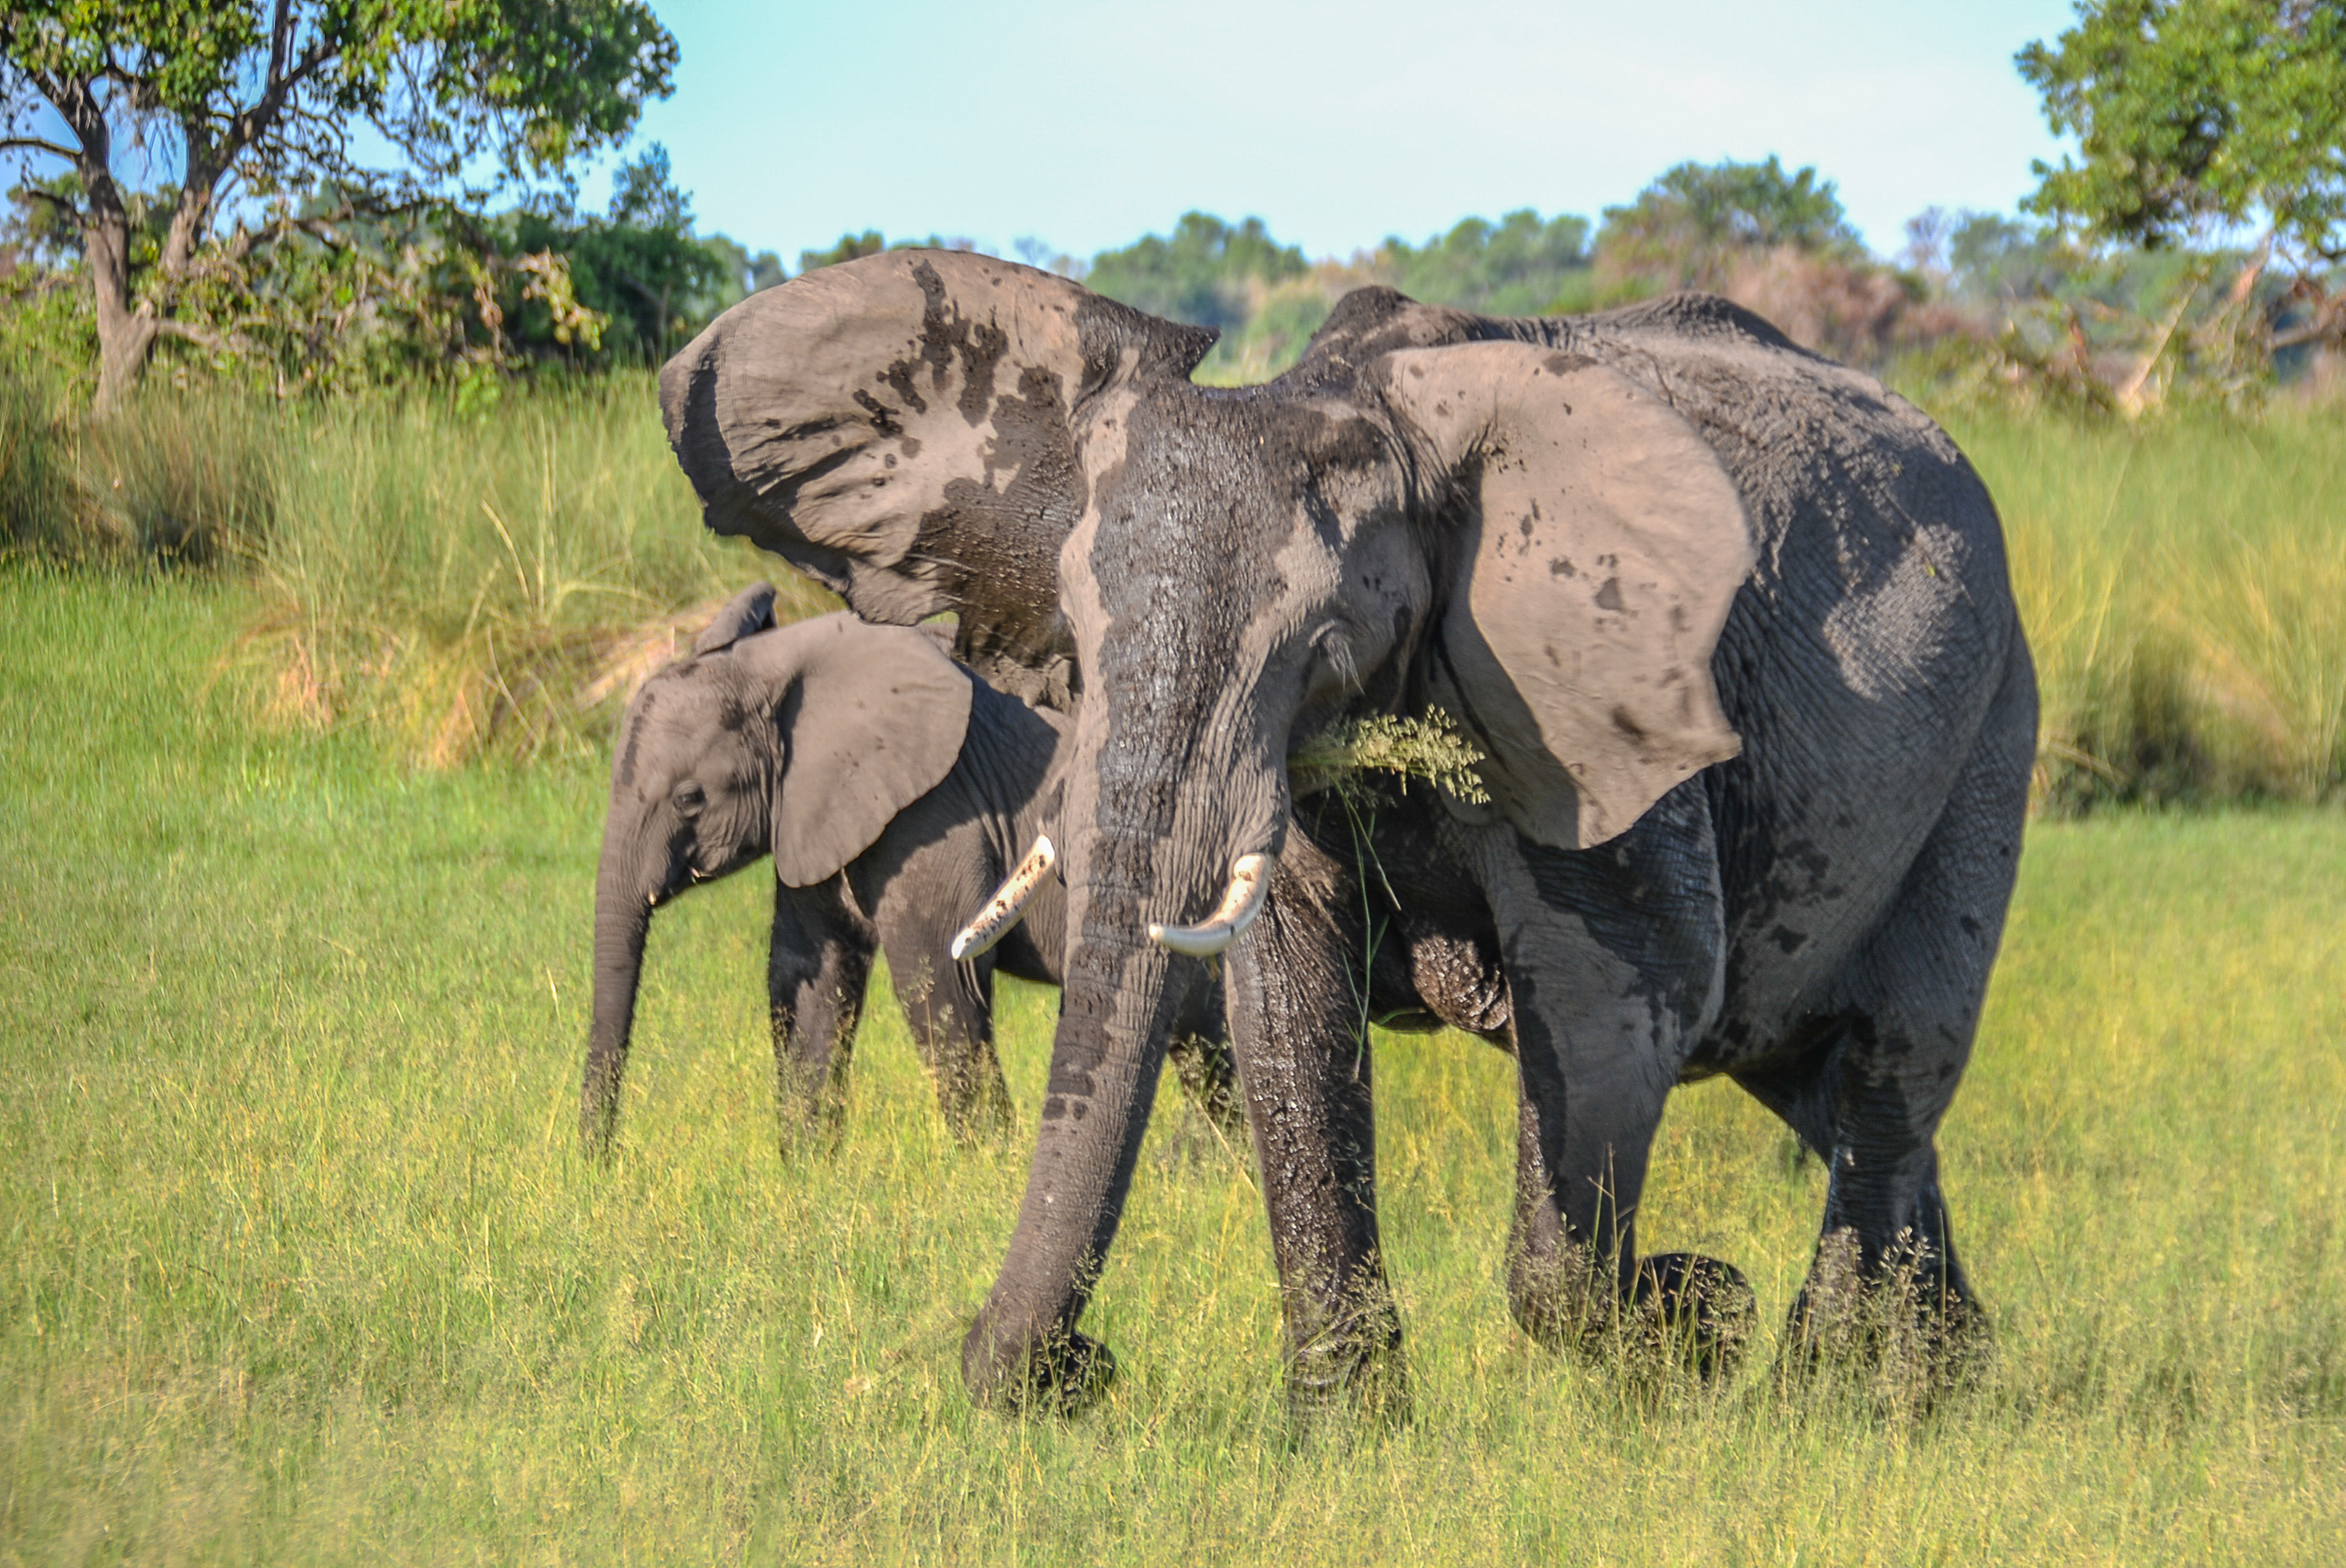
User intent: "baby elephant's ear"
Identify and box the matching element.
[690,582,778,655]
[1381,343,1754,849]
[745,615,973,887]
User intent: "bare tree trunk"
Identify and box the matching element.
[71,104,222,414]
[86,183,159,414]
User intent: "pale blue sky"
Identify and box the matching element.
[596,0,2085,264]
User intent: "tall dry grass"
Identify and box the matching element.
[6,348,2339,800]
[1946,403,2346,808]
[1,364,826,765]
[233,377,824,767]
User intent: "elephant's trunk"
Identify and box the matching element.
[961,781,1223,1410]
[582,824,654,1159]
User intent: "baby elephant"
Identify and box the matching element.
[582,584,1236,1156]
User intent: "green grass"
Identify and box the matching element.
[2,369,810,768]
[5,570,2342,1564]
[1944,402,2346,807]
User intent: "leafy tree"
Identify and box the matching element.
[542,143,725,362]
[1375,209,1591,314]
[1945,211,2076,302]
[1596,156,1862,290]
[2019,1,2345,259]
[799,230,887,273]
[2018,0,2346,349]
[701,233,785,298]
[1084,213,1305,330]
[1,0,679,409]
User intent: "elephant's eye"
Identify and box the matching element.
[1310,623,1358,690]
[671,782,706,819]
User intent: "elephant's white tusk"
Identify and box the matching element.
[949,835,1057,961]
[1149,853,1274,958]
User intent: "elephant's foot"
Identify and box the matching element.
[579,1052,626,1162]
[1507,1237,1615,1354]
[936,1082,1018,1146]
[773,1063,850,1159]
[1284,1287,1410,1436]
[1512,1243,1754,1382]
[1779,1227,1989,1409]
[1628,1252,1757,1381]
[961,1321,1117,1418]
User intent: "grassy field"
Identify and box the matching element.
[4,559,2343,1563]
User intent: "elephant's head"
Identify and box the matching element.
[661,258,1754,1403]
[581,585,973,1154]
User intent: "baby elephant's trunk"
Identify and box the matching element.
[582,825,654,1157]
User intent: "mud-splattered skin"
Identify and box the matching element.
[579,601,1237,1162]
[662,256,2036,1422]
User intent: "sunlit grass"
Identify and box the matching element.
[1941,401,2346,807]
[4,568,2341,1563]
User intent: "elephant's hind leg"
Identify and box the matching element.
[1739,645,2035,1397]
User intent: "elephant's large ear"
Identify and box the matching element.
[690,582,778,655]
[1382,343,1753,849]
[660,251,1216,659]
[740,615,973,887]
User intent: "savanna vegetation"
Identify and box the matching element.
[4,0,2344,1559]
[2,572,2341,1562]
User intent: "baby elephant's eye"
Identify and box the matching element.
[671,782,707,819]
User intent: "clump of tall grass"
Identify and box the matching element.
[1952,402,2346,808]
[235,374,826,767]
[2,353,825,766]
[0,357,84,555]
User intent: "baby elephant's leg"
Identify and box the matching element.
[769,877,875,1152]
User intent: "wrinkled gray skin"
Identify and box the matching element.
[582,591,1239,1156]
[660,254,2036,1423]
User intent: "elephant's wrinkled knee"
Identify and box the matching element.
[1781,1226,1991,1407]
[960,1318,1116,1419]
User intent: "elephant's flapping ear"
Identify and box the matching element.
[690,582,778,655]
[1383,343,1753,849]
[740,615,973,887]
[660,252,1217,656]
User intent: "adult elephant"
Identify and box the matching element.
[660,253,2036,1421]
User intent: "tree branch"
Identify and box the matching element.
[153,318,249,355]
[0,135,80,162]
[267,0,296,89]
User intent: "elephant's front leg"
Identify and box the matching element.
[1222,834,1407,1428]
[1486,784,1754,1376]
[768,878,876,1153]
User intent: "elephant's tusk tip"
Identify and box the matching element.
[1147,853,1272,958]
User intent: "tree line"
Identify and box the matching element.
[5,0,2341,413]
